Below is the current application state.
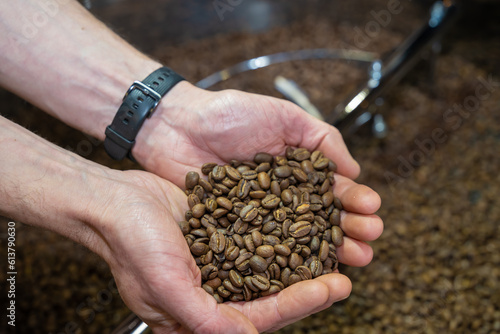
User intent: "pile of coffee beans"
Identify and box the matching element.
[179,147,345,303]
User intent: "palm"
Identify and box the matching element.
[141,88,359,188]
[101,168,382,333]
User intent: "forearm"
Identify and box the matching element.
[0,115,110,254]
[0,0,161,140]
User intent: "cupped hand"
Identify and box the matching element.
[95,167,382,334]
[133,82,360,189]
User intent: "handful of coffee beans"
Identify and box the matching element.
[179,147,345,303]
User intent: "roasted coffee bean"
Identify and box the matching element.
[333,197,343,210]
[225,245,240,261]
[289,253,303,270]
[233,219,249,234]
[185,171,200,190]
[201,214,217,228]
[201,163,218,175]
[242,170,258,180]
[270,180,281,196]
[212,166,226,181]
[262,220,277,234]
[282,237,296,250]
[236,165,251,173]
[295,265,313,280]
[273,208,287,222]
[331,226,344,246]
[310,150,323,163]
[178,221,190,235]
[191,242,210,256]
[242,160,258,169]
[261,194,280,209]
[249,190,267,199]
[288,274,302,286]
[268,263,281,280]
[293,148,311,161]
[301,160,315,174]
[191,203,206,219]
[251,230,263,247]
[232,234,245,249]
[240,204,258,222]
[202,284,214,295]
[217,285,231,298]
[223,279,243,294]
[295,203,311,215]
[229,294,245,302]
[251,275,270,291]
[187,194,201,209]
[280,189,293,205]
[296,212,315,223]
[279,178,290,191]
[280,267,292,287]
[274,244,291,257]
[262,235,281,246]
[318,240,330,262]
[227,186,238,199]
[257,171,271,190]
[300,245,312,258]
[249,255,268,273]
[330,208,341,226]
[209,231,226,254]
[201,264,218,280]
[261,285,281,296]
[222,177,237,189]
[310,257,323,278]
[225,165,242,181]
[205,198,217,213]
[191,229,208,238]
[322,192,335,208]
[289,221,312,238]
[255,162,271,173]
[274,165,292,178]
[222,260,234,270]
[205,277,222,290]
[293,168,309,183]
[212,208,228,219]
[256,245,275,258]
[244,234,256,252]
[274,155,288,166]
[198,178,213,193]
[237,179,251,199]
[270,279,285,291]
[313,157,330,170]
[254,152,274,164]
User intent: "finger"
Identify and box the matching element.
[279,101,360,179]
[340,211,384,241]
[336,237,373,267]
[312,274,352,311]
[228,273,351,332]
[333,174,382,215]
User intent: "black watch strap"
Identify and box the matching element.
[104,67,184,161]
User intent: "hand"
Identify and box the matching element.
[95,168,382,333]
[133,82,361,188]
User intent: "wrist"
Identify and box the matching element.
[131,80,201,171]
[0,117,114,256]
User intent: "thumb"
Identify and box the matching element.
[164,285,258,334]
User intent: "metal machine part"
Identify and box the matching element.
[195,0,458,135]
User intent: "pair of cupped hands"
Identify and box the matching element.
[99,82,383,333]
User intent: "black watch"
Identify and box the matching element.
[104,67,184,161]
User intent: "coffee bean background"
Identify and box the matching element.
[0,1,499,333]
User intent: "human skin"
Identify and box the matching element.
[0,1,383,333]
